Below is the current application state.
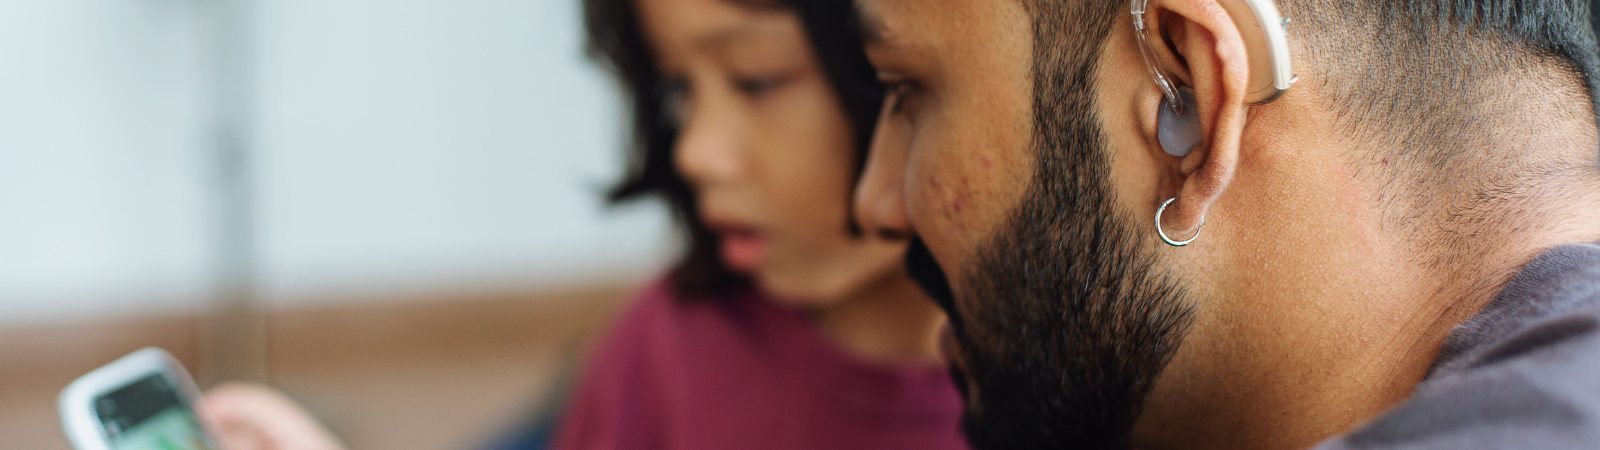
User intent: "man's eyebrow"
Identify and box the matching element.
[852,1,886,46]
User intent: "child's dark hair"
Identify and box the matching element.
[583,0,884,297]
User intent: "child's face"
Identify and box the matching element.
[639,0,906,305]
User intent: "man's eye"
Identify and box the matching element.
[883,80,914,114]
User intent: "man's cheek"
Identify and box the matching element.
[904,155,977,262]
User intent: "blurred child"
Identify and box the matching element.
[552,0,964,447]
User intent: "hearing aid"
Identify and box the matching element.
[1134,0,1294,156]
[1221,0,1295,103]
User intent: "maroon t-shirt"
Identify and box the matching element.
[554,281,968,450]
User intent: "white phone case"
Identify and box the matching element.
[58,347,218,450]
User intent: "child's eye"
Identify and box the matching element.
[732,73,794,97]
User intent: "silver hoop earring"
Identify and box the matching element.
[1155,197,1204,247]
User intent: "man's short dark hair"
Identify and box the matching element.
[1286,0,1598,163]
[1275,0,1600,266]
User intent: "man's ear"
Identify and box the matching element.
[1140,0,1254,237]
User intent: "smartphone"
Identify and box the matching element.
[59,347,221,450]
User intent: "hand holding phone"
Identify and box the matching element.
[59,348,220,450]
[60,348,346,450]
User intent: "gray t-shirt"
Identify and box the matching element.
[1319,243,1600,449]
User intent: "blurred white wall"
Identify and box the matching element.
[0,0,213,322]
[252,0,672,304]
[0,0,673,324]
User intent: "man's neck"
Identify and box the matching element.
[1409,155,1600,336]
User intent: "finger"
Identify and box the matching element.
[201,383,346,450]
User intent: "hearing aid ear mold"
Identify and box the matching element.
[1158,87,1201,157]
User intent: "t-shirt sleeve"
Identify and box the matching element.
[552,284,676,450]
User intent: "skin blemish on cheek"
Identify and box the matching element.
[939,179,965,215]
[945,174,980,219]
[922,176,965,220]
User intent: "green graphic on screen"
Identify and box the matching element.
[96,374,214,450]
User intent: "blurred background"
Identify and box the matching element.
[0,0,673,448]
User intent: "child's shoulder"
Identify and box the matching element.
[607,277,759,340]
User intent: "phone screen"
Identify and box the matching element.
[93,374,215,450]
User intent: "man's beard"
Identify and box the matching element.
[906,138,1195,450]
[903,6,1195,448]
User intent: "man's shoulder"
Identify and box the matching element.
[1328,307,1600,448]
[1430,243,1600,380]
[1320,244,1600,449]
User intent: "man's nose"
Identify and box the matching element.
[852,109,913,239]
